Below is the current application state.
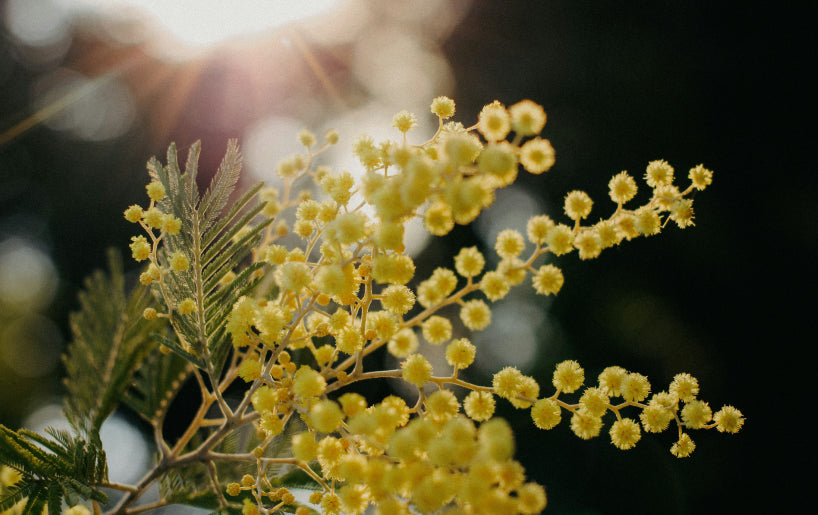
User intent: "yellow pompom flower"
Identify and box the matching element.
[532,264,564,295]
[424,201,455,236]
[431,96,456,119]
[143,207,164,229]
[129,236,151,261]
[375,221,404,250]
[260,412,285,436]
[310,399,345,433]
[531,398,561,430]
[509,99,546,136]
[298,128,316,148]
[338,393,367,418]
[145,181,166,201]
[608,171,638,204]
[681,399,712,429]
[392,110,418,133]
[645,159,674,188]
[640,401,674,433]
[495,229,525,259]
[509,375,539,409]
[425,389,460,424]
[553,360,584,393]
[526,214,554,244]
[238,358,261,382]
[124,204,143,223]
[579,387,610,417]
[480,271,511,301]
[225,483,241,497]
[621,372,651,402]
[460,299,492,330]
[670,433,695,458]
[493,366,524,399]
[162,214,182,234]
[324,212,368,245]
[545,224,574,255]
[478,142,518,183]
[669,373,699,402]
[478,418,515,461]
[335,325,363,354]
[634,207,661,236]
[574,228,602,260]
[563,190,593,221]
[292,366,327,400]
[688,164,714,190]
[464,390,495,421]
[275,261,312,292]
[570,409,603,440]
[609,418,641,450]
[598,366,628,396]
[65,506,91,515]
[324,128,339,145]
[422,315,452,344]
[519,137,555,174]
[454,246,485,278]
[477,100,511,142]
[669,198,695,228]
[401,353,433,387]
[445,338,476,369]
[713,405,745,433]
[388,328,418,358]
[169,251,190,272]
[380,284,415,314]
[517,482,547,514]
[291,431,318,462]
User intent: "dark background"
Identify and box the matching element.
[1,1,812,513]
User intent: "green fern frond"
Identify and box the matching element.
[124,345,192,425]
[0,425,108,514]
[145,141,270,374]
[62,249,164,434]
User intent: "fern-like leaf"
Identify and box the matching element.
[0,426,108,514]
[123,345,192,425]
[62,249,164,434]
[146,141,271,374]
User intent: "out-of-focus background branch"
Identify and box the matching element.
[0,0,810,512]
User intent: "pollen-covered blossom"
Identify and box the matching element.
[564,190,593,220]
[129,235,151,261]
[609,418,641,450]
[553,360,584,393]
[645,159,675,187]
[608,171,638,204]
[430,95,455,119]
[531,398,562,430]
[532,264,564,295]
[392,110,418,133]
[401,353,433,386]
[477,100,511,141]
[519,137,555,174]
[445,338,476,369]
[464,390,496,421]
[146,181,166,201]
[671,433,696,458]
[509,99,547,136]
[124,204,143,223]
[713,405,745,433]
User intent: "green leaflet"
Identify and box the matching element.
[0,426,108,514]
[147,141,270,375]
[62,249,164,435]
[123,345,192,425]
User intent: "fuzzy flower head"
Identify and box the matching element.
[564,190,593,221]
[645,159,675,188]
[477,100,511,142]
[688,164,714,190]
[553,360,584,393]
[392,110,418,133]
[519,137,555,174]
[610,418,641,450]
[430,96,456,119]
[713,405,745,433]
[608,171,637,204]
[509,99,546,136]
[531,398,562,430]
[464,390,495,421]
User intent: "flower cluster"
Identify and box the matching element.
[124,97,741,514]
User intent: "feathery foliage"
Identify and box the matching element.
[147,140,271,374]
[0,426,108,514]
[62,249,164,435]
